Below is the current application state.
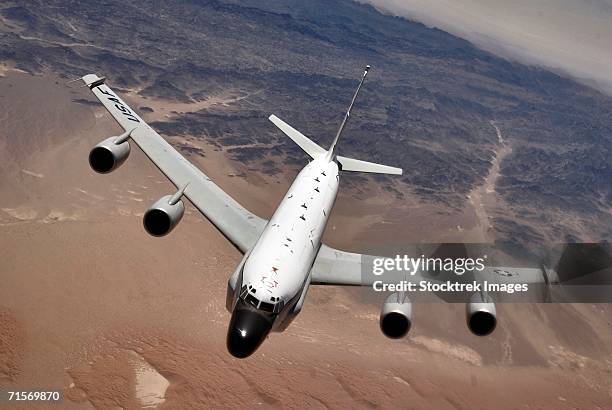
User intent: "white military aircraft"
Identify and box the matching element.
[81,67,564,358]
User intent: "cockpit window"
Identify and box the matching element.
[239,286,284,314]
[273,300,285,314]
[245,292,259,308]
[259,301,275,312]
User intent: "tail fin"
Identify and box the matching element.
[337,155,402,175]
[268,65,403,176]
[269,114,325,159]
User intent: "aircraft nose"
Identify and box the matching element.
[227,303,273,358]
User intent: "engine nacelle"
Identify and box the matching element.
[379,292,412,339]
[466,292,497,336]
[143,195,185,237]
[89,137,130,174]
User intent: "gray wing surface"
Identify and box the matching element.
[82,74,267,252]
[310,244,367,285]
[313,242,612,303]
[311,244,549,287]
[311,245,431,285]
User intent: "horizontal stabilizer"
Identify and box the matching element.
[269,115,325,159]
[336,155,402,175]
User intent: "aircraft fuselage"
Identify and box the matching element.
[226,156,339,357]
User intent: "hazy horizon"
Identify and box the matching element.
[362,0,612,95]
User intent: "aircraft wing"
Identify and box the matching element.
[81,74,267,252]
[310,244,480,287]
[310,244,549,286]
[310,244,367,286]
[313,242,612,287]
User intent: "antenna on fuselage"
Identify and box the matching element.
[326,65,370,161]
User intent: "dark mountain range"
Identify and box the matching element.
[1,0,610,245]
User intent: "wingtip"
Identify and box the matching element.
[82,74,106,89]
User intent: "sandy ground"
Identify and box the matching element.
[1,72,612,409]
[467,121,513,243]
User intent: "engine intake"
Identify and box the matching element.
[89,136,130,173]
[143,195,185,236]
[466,292,497,336]
[380,292,412,339]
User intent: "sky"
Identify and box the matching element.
[362,0,612,95]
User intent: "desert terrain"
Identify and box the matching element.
[1,0,612,407]
[1,68,612,409]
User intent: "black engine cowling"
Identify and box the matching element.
[89,137,130,173]
[379,292,412,339]
[143,195,185,236]
[466,292,497,336]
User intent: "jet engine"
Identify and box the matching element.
[379,292,412,339]
[89,134,131,174]
[143,194,185,236]
[466,292,497,336]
